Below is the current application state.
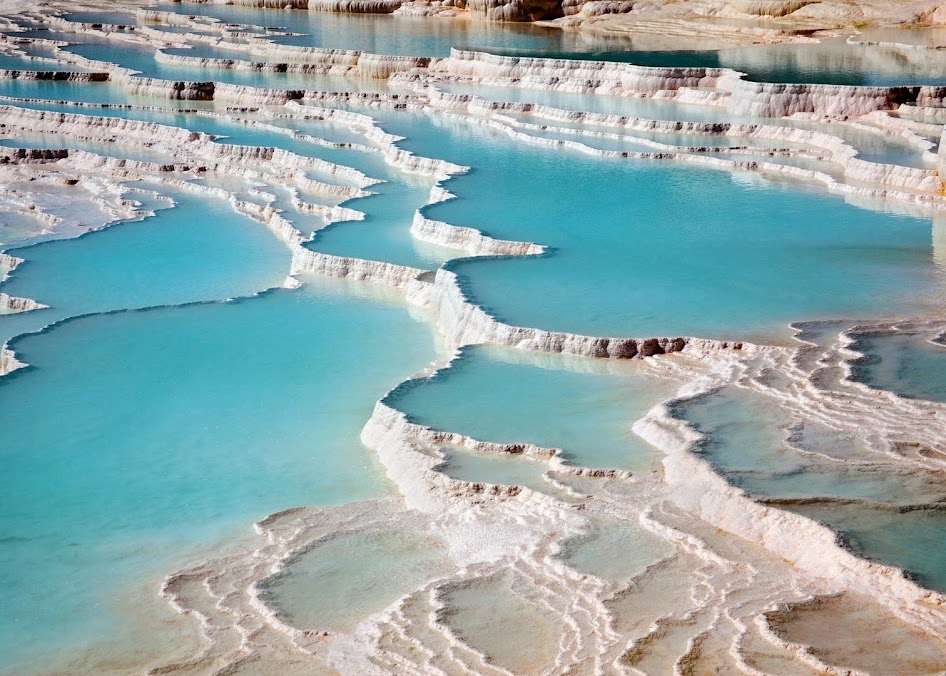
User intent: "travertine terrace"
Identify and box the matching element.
[2,2,946,675]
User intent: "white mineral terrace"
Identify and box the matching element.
[3,2,946,674]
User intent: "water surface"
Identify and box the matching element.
[851,332,946,403]
[388,345,673,471]
[0,277,437,670]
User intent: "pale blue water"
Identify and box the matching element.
[850,333,946,403]
[0,277,437,671]
[0,211,52,248]
[559,519,675,581]
[262,524,449,633]
[676,388,946,503]
[307,176,464,269]
[61,11,139,26]
[387,345,674,471]
[0,52,86,72]
[677,387,946,592]
[0,189,289,346]
[436,445,554,493]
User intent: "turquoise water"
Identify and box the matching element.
[0,277,437,671]
[0,98,463,268]
[677,387,946,592]
[850,332,946,403]
[388,345,674,471]
[385,111,943,340]
[308,176,464,269]
[0,189,289,346]
[0,52,86,72]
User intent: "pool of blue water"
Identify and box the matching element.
[0,188,290,346]
[677,387,946,593]
[384,110,943,341]
[0,276,437,671]
[387,344,674,471]
[850,332,946,403]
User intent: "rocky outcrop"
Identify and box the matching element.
[0,292,47,314]
[121,76,216,101]
[466,0,564,21]
[728,80,921,118]
[0,344,25,376]
[731,0,815,16]
[308,0,405,12]
[940,125,946,179]
[0,70,109,81]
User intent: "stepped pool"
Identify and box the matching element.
[850,331,946,403]
[0,188,290,346]
[410,113,942,341]
[387,345,674,472]
[148,4,946,85]
[676,386,946,592]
